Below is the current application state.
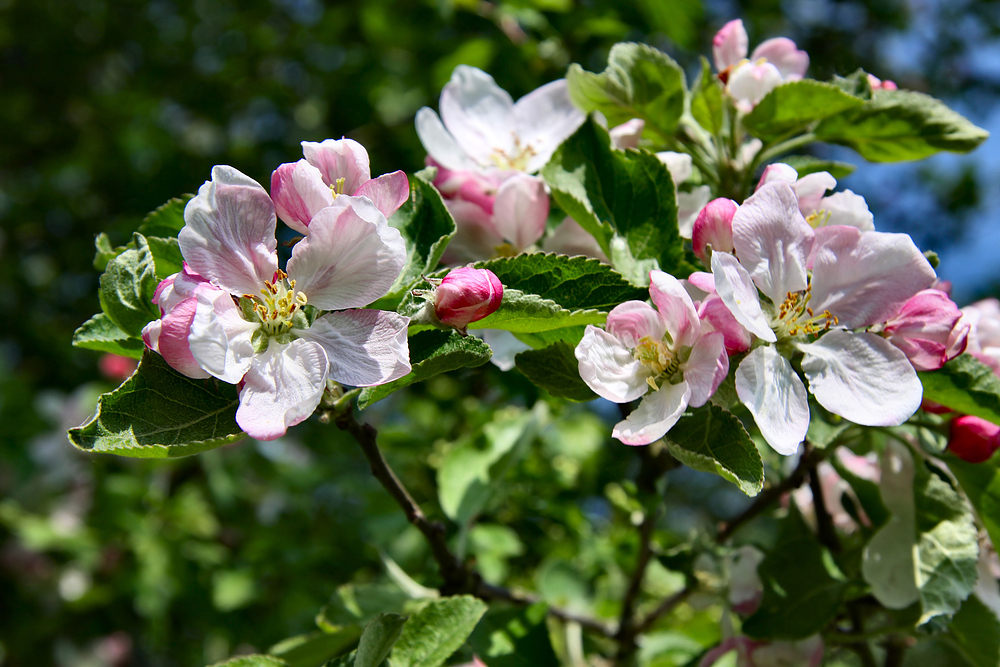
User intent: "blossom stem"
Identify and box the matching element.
[753,132,817,169]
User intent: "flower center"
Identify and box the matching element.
[246,269,308,336]
[329,177,348,198]
[634,336,680,391]
[490,135,537,171]
[771,285,837,339]
[805,209,832,229]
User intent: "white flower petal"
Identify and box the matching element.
[188,286,259,384]
[819,191,874,230]
[287,197,406,310]
[440,65,516,167]
[613,381,691,446]
[415,107,477,171]
[799,330,922,426]
[236,339,328,441]
[606,301,667,348]
[655,151,693,185]
[677,185,712,239]
[297,310,411,387]
[735,347,809,456]
[301,138,371,194]
[683,332,728,408]
[492,173,548,250]
[711,252,776,343]
[793,171,836,214]
[179,165,278,296]
[576,325,651,403]
[513,79,586,173]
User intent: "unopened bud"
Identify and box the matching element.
[434,268,503,330]
[692,198,738,263]
[949,415,1000,463]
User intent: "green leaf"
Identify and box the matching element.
[919,354,1000,427]
[690,57,723,135]
[377,167,455,308]
[208,656,289,667]
[513,325,588,350]
[742,504,848,640]
[815,90,989,162]
[946,594,1000,667]
[146,236,184,281]
[567,42,687,141]
[779,155,857,180]
[541,119,691,285]
[99,232,161,338]
[468,289,605,333]
[913,459,979,624]
[388,595,488,667]
[743,79,865,141]
[137,195,192,238]
[93,232,126,271]
[270,627,362,667]
[476,253,646,311]
[514,341,597,402]
[72,312,145,359]
[437,407,539,526]
[355,613,407,667]
[68,350,245,458]
[356,331,492,410]
[663,404,764,497]
[466,603,560,667]
[948,454,1000,554]
[318,582,414,629]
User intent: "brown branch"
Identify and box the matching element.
[614,502,660,663]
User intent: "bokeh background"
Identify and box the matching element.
[2,0,999,664]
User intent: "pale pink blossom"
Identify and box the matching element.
[711,182,935,454]
[713,19,809,112]
[145,166,411,440]
[728,545,764,615]
[271,138,410,234]
[700,635,823,667]
[960,298,1000,374]
[682,271,751,355]
[433,267,504,330]
[879,288,968,371]
[757,163,873,231]
[575,270,729,445]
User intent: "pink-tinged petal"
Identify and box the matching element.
[513,79,586,173]
[655,151,693,186]
[727,61,783,112]
[885,289,964,371]
[298,309,411,387]
[686,271,717,294]
[415,107,477,171]
[606,301,666,348]
[736,347,809,456]
[270,160,335,235]
[610,118,644,149]
[440,66,516,168]
[712,19,749,71]
[179,165,278,296]
[301,138,371,194]
[964,298,1000,351]
[732,182,813,303]
[751,37,809,80]
[354,170,410,219]
[237,339,328,441]
[756,163,798,190]
[799,330,922,426]
[693,198,738,262]
[818,191,873,230]
[430,159,502,213]
[683,331,729,407]
[441,199,504,264]
[649,269,701,348]
[678,186,712,239]
[492,174,548,250]
[793,171,836,215]
[700,295,752,354]
[287,197,406,310]
[542,217,610,263]
[188,286,259,384]
[613,381,691,446]
[729,546,765,616]
[434,267,504,328]
[576,325,651,403]
[809,226,936,328]
[711,252,776,343]
[144,296,211,379]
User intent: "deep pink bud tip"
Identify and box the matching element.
[434,267,504,329]
[949,415,1000,463]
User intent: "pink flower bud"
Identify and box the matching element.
[99,354,138,381]
[713,19,749,72]
[692,198,738,262]
[434,268,503,329]
[949,415,1000,463]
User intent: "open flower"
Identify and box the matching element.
[145,166,411,440]
[711,182,935,454]
[270,138,410,234]
[757,163,873,231]
[575,270,729,445]
[878,288,968,371]
[713,19,809,112]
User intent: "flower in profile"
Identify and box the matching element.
[575,270,729,445]
[432,267,504,332]
[757,163,873,231]
[144,166,411,440]
[877,288,968,371]
[711,182,936,454]
[713,19,809,112]
[271,138,410,234]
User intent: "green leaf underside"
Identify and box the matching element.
[72,312,145,359]
[475,253,646,311]
[388,595,488,667]
[469,289,606,333]
[815,89,989,162]
[137,195,192,238]
[664,404,764,497]
[743,504,848,640]
[68,350,245,458]
[354,613,407,667]
[514,342,597,402]
[268,626,362,667]
[567,42,687,141]
[919,354,1000,427]
[948,453,1000,555]
[99,233,161,338]
[357,331,492,409]
[743,79,865,140]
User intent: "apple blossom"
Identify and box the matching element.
[713,19,809,112]
[144,165,411,441]
[700,636,823,667]
[727,545,764,615]
[432,267,504,331]
[575,270,729,445]
[960,298,1000,374]
[271,138,410,234]
[877,288,968,371]
[711,182,936,454]
[949,415,1000,463]
[757,163,873,231]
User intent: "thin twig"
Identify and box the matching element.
[475,579,616,637]
[632,585,696,635]
[614,501,660,663]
